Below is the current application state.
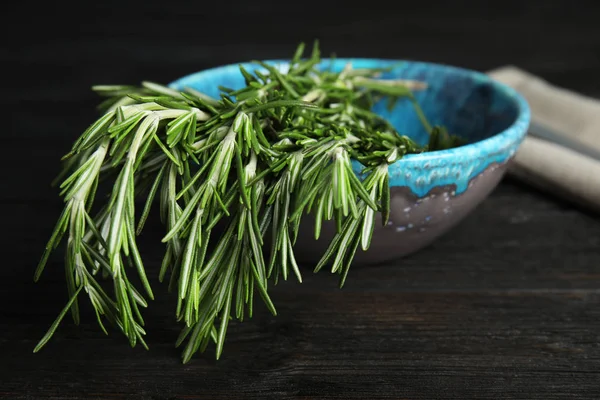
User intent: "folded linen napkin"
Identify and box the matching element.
[487,66,600,213]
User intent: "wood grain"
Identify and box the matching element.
[2,0,600,398]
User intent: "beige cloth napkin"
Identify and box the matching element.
[487,66,600,213]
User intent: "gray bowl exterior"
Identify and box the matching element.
[170,58,531,265]
[293,160,510,266]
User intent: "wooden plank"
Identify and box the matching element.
[2,0,600,397]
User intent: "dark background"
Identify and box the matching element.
[3,0,600,398]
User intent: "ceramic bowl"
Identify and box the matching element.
[170,59,531,265]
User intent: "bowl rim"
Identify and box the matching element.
[169,58,531,169]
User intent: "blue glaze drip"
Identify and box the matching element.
[169,58,530,198]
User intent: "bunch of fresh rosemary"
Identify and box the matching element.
[34,42,463,363]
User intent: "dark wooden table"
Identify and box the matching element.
[3,1,600,398]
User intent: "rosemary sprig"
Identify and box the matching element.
[34,41,465,363]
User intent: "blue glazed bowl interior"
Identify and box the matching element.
[170,59,530,196]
